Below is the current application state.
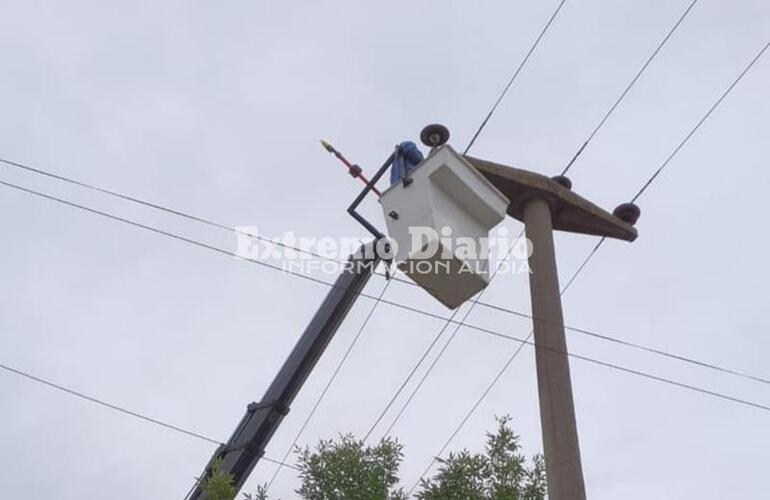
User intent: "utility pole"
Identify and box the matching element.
[186,123,639,499]
[465,155,640,500]
[524,196,586,498]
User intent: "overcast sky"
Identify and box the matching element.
[1,1,768,499]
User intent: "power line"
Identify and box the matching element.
[2,10,759,495]
[377,299,486,440]
[407,315,770,493]
[3,1,567,462]
[263,0,567,458]
[558,37,769,326]
[1,3,567,483]
[0,156,346,265]
[363,303,463,442]
[378,284,770,387]
[0,154,566,443]
[0,152,594,312]
[14,158,760,414]
[0,157,441,492]
[407,271,770,493]
[375,0,702,439]
[410,38,770,488]
[364,231,770,450]
[406,247,593,496]
[370,35,770,435]
[0,150,536,448]
[0,151,509,302]
[265,279,393,490]
[0,3,566,451]
[405,313,770,408]
[0,178,499,341]
[0,359,219,444]
[561,0,701,175]
[7,54,770,442]
[0,153,532,316]
[0,179,346,291]
[262,456,299,470]
[0,359,298,471]
[407,236,628,495]
[0,155,524,302]
[367,232,526,441]
[407,339,530,497]
[485,300,770,385]
[464,0,568,154]
[361,235,528,447]
[0,154,531,304]
[1,152,429,494]
[631,40,770,202]
[560,237,605,294]
[5,179,770,494]
[381,245,770,438]
[3,178,767,392]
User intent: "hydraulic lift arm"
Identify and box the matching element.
[188,245,380,499]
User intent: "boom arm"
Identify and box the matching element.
[189,245,380,499]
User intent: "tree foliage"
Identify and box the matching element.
[201,416,545,500]
[295,434,406,500]
[201,459,237,500]
[416,416,546,500]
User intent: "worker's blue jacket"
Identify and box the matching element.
[390,141,424,185]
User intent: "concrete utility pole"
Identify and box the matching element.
[524,197,586,498]
[465,156,639,500]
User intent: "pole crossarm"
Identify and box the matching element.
[465,155,637,242]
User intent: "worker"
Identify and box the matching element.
[389,141,424,186]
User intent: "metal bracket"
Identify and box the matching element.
[246,399,290,416]
[346,152,394,240]
[345,152,400,282]
[348,164,363,178]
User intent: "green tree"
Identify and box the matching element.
[295,434,406,500]
[201,416,545,500]
[416,416,546,500]
[201,459,237,500]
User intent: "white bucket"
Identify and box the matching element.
[380,145,509,309]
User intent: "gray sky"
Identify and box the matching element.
[1,1,768,498]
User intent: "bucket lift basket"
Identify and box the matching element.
[380,145,509,309]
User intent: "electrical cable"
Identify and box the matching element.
[5,178,770,500]
[366,0,569,439]
[0,156,346,264]
[561,0,701,175]
[407,339,530,497]
[631,40,770,203]
[264,279,393,490]
[5,44,770,485]
[363,305,463,442]
[2,179,766,392]
[374,28,770,431]
[464,0,568,154]
[0,359,298,471]
[0,154,546,307]
[409,38,770,489]
[306,0,706,445]
[369,231,526,441]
